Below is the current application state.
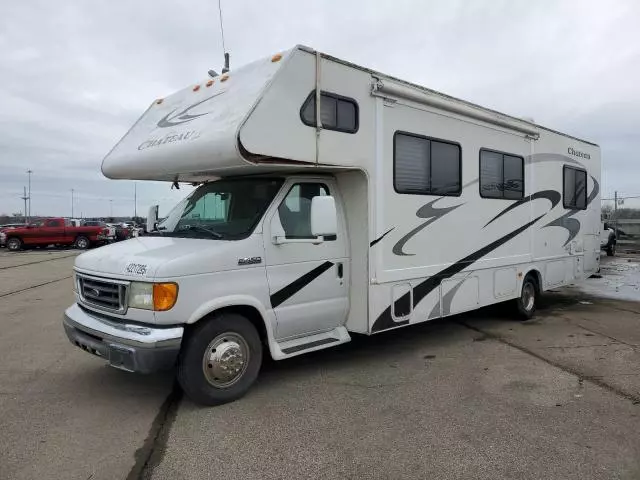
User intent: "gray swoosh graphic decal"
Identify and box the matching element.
[527,153,584,167]
[370,228,395,247]
[392,198,464,256]
[373,214,545,332]
[586,175,600,205]
[484,190,561,228]
[157,92,224,128]
[463,178,479,189]
[544,210,581,246]
[542,176,599,246]
[428,273,471,319]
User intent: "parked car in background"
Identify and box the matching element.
[3,218,109,251]
[113,223,133,241]
[82,221,116,242]
[601,222,616,256]
[0,224,28,247]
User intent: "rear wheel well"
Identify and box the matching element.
[524,269,542,293]
[188,305,268,346]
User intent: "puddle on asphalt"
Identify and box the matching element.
[569,256,640,302]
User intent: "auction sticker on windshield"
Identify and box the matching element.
[123,262,149,276]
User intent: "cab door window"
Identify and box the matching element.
[278,183,335,240]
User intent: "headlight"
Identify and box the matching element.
[128,282,178,311]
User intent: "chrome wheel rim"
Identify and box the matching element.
[77,238,89,248]
[7,239,19,251]
[522,283,535,311]
[202,332,249,388]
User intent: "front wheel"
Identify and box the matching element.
[515,275,538,320]
[177,312,262,406]
[6,237,22,251]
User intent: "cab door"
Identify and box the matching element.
[264,179,349,340]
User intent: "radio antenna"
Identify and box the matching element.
[218,0,230,73]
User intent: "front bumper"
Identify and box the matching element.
[63,303,183,373]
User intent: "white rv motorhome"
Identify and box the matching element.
[64,46,601,405]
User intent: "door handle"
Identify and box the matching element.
[336,262,343,278]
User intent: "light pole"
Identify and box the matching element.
[71,189,75,218]
[27,169,33,222]
[110,199,113,217]
[21,187,28,223]
[134,182,137,219]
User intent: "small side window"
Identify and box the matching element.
[278,183,335,240]
[300,91,358,133]
[563,166,587,210]
[480,149,524,200]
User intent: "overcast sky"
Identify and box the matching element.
[1,0,639,218]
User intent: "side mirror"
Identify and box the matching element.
[147,205,159,233]
[311,196,337,237]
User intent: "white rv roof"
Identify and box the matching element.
[102,45,596,183]
[307,47,597,147]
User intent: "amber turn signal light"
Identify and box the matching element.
[153,283,178,311]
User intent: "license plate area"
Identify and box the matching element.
[108,344,136,372]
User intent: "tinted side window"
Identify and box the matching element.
[301,91,358,133]
[278,183,335,240]
[503,155,524,200]
[479,150,503,198]
[394,134,430,193]
[431,141,460,195]
[480,150,524,200]
[563,166,587,210]
[394,132,461,196]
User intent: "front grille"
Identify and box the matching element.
[77,274,128,313]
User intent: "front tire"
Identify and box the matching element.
[6,237,22,251]
[177,312,262,406]
[515,274,538,320]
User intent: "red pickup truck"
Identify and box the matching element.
[3,218,109,251]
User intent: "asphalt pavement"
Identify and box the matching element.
[1,249,639,480]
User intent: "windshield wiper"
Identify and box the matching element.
[177,224,223,239]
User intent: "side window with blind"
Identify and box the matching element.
[300,91,358,133]
[479,149,524,200]
[393,132,461,196]
[563,166,587,210]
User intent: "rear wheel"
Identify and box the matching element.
[6,237,22,251]
[177,312,262,406]
[515,274,538,320]
[74,236,90,249]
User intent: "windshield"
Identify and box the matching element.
[154,178,283,240]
